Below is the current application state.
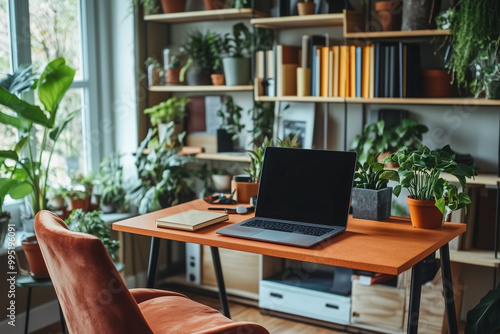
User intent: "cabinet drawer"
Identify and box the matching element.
[259,280,351,324]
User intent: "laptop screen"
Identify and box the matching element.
[255,147,356,227]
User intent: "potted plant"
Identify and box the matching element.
[352,154,391,221]
[297,0,316,16]
[470,37,500,99]
[374,0,402,31]
[204,0,226,10]
[65,209,120,260]
[350,118,428,165]
[0,178,14,247]
[144,96,189,142]
[145,56,162,86]
[220,23,252,86]
[47,186,68,211]
[211,168,232,193]
[134,0,186,14]
[180,30,217,86]
[216,96,245,152]
[445,0,500,95]
[67,189,88,212]
[401,0,439,31]
[207,31,226,85]
[165,54,182,85]
[380,145,477,229]
[99,153,127,214]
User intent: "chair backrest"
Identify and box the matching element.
[35,210,153,334]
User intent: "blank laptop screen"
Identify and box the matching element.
[255,147,356,227]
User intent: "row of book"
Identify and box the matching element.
[255,35,423,99]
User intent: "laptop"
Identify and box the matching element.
[216,147,357,247]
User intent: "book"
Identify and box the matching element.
[374,42,381,98]
[276,44,300,96]
[339,45,349,97]
[321,46,330,97]
[331,45,340,97]
[156,210,229,231]
[369,44,375,98]
[352,273,397,286]
[350,45,356,97]
[362,44,371,98]
[355,46,362,98]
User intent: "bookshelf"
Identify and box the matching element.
[144,8,265,23]
[251,13,344,29]
[149,85,253,93]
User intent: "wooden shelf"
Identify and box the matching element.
[149,85,253,93]
[196,152,250,163]
[344,29,450,39]
[256,96,500,106]
[251,13,344,29]
[438,249,500,268]
[144,8,265,23]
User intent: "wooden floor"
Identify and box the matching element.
[34,284,346,334]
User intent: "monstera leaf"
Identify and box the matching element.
[465,285,500,334]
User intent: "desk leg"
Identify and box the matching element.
[147,237,161,288]
[210,246,231,318]
[440,243,458,334]
[407,260,423,334]
[24,287,32,334]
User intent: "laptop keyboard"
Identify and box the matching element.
[242,219,335,237]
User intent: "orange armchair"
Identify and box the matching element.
[34,210,269,334]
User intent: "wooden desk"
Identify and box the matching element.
[113,199,465,334]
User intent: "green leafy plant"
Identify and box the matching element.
[127,126,196,214]
[133,0,160,14]
[207,31,225,73]
[217,96,245,140]
[99,153,127,211]
[220,23,252,58]
[66,189,86,200]
[232,0,248,9]
[447,0,500,92]
[144,96,189,126]
[380,145,477,220]
[465,284,500,334]
[470,37,500,98]
[0,58,77,216]
[350,119,428,163]
[180,30,217,81]
[168,54,181,69]
[65,209,120,260]
[353,154,389,190]
[248,101,275,146]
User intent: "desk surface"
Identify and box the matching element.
[113,199,466,275]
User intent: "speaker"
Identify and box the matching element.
[185,243,201,285]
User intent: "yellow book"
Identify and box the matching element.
[362,44,371,98]
[321,46,330,97]
[369,44,375,98]
[156,210,228,231]
[339,45,349,97]
[331,45,340,97]
[349,45,356,97]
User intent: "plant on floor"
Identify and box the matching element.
[66,209,120,260]
[380,145,477,219]
[99,152,127,212]
[353,154,389,190]
[0,58,77,216]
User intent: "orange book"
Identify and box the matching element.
[369,44,375,98]
[362,44,371,98]
[339,45,349,97]
[349,45,356,97]
[321,46,330,97]
[331,45,340,97]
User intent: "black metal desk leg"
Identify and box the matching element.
[24,287,32,334]
[407,260,423,334]
[147,237,161,288]
[58,302,66,334]
[210,246,231,318]
[440,243,459,334]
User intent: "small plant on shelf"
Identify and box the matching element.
[217,96,245,140]
[144,96,189,126]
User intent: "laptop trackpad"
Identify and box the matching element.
[252,230,294,242]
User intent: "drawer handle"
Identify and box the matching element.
[270,292,283,299]
[325,303,339,309]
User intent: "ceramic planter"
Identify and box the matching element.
[352,187,392,221]
[222,57,250,86]
[203,0,226,10]
[165,68,181,85]
[161,0,186,13]
[212,174,232,192]
[234,181,259,204]
[407,196,443,229]
[401,0,439,31]
[186,65,212,86]
[486,80,500,100]
[375,0,402,31]
[217,128,234,153]
[211,74,226,86]
[22,236,50,279]
[422,69,455,98]
[297,2,316,16]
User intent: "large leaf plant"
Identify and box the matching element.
[0,58,77,216]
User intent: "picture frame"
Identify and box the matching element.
[278,102,315,149]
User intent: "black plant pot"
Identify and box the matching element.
[401,0,441,31]
[186,65,212,86]
[217,129,234,153]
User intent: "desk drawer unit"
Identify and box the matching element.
[259,280,351,324]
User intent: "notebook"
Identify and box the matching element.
[156,210,228,231]
[216,147,357,247]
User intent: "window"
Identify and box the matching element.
[2,0,99,187]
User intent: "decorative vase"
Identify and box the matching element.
[234,181,259,204]
[203,0,226,10]
[297,2,316,16]
[165,68,181,85]
[486,80,500,100]
[217,128,234,152]
[186,65,212,86]
[22,236,50,279]
[352,187,392,221]
[161,0,186,13]
[407,196,443,229]
[212,174,232,192]
[375,0,402,31]
[421,69,455,98]
[222,57,250,86]
[211,74,226,86]
[401,0,440,31]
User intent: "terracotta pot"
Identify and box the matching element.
[234,182,259,204]
[165,68,181,85]
[161,0,186,13]
[22,236,50,279]
[421,69,455,98]
[375,1,402,31]
[70,198,88,212]
[211,74,226,86]
[407,196,443,229]
[297,2,315,16]
[204,0,226,10]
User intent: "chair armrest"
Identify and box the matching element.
[130,288,188,304]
